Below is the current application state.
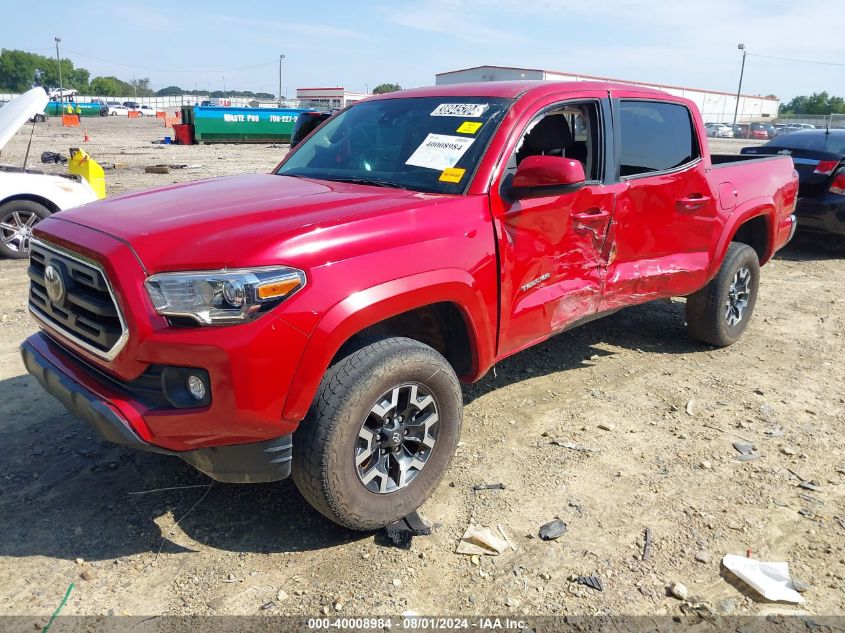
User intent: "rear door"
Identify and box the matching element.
[489,92,615,357]
[601,97,719,310]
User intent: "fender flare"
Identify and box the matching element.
[280,268,496,423]
[711,197,776,275]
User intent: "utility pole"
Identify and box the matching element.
[278,54,285,105]
[733,44,747,125]
[54,37,63,106]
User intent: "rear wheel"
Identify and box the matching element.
[685,242,760,346]
[292,337,462,530]
[0,200,50,259]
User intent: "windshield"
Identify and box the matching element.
[276,96,512,194]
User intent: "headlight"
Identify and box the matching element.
[145,267,305,325]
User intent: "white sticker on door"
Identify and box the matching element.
[430,103,489,118]
[405,134,476,171]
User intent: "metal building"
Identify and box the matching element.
[295,87,369,109]
[435,65,779,123]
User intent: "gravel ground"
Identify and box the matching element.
[0,116,843,621]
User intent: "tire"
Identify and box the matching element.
[0,200,51,259]
[292,336,463,530]
[685,242,760,347]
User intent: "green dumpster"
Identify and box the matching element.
[191,106,313,144]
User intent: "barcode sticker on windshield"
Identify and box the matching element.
[431,103,489,118]
[405,134,476,171]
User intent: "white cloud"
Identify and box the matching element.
[385,1,528,44]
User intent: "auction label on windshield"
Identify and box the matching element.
[431,103,489,117]
[456,121,483,134]
[406,134,475,171]
[439,167,466,183]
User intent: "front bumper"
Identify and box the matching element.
[21,335,293,483]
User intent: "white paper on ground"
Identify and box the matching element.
[455,524,509,556]
[722,554,805,603]
[405,133,475,171]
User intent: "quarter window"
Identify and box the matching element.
[619,101,699,176]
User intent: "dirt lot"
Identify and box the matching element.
[0,117,843,621]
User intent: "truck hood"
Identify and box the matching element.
[0,87,48,152]
[53,173,453,272]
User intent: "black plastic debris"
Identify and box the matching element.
[539,518,567,540]
[40,151,67,164]
[473,483,506,491]
[642,527,653,561]
[384,510,432,548]
[573,575,603,591]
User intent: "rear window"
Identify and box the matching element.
[619,101,700,176]
[768,132,845,154]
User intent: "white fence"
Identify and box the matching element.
[0,93,306,109]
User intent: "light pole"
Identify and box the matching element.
[733,43,747,125]
[54,37,63,106]
[278,54,285,105]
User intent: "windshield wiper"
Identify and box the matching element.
[327,177,410,190]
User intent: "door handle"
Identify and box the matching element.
[571,209,610,223]
[676,195,712,212]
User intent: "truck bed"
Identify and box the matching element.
[710,154,786,167]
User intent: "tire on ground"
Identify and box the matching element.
[685,242,760,347]
[292,336,462,531]
[0,199,51,259]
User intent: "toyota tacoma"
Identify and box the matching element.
[21,81,798,529]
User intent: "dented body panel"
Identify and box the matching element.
[22,81,797,460]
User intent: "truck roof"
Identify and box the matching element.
[369,80,672,102]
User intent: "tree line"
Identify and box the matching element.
[0,49,273,99]
[778,92,845,115]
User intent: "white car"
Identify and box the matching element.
[707,123,734,138]
[0,88,98,259]
[137,105,159,117]
[108,104,129,116]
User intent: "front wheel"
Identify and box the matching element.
[292,337,462,530]
[685,242,760,346]
[0,200,51,259]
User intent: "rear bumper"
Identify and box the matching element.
[794,197,845,236]
[21,336,292,483]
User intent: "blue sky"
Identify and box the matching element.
[4,0,842,101]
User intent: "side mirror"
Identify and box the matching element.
[509,155,586,199]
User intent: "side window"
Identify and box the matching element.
[619,101,699,177]
[506,101,602,182]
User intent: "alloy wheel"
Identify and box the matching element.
[725,266,751,327]
[0,210,39,254]
[355,383,439,494]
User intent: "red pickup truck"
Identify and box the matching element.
[21,81,798,530]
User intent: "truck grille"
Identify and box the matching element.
[28,239,128,360]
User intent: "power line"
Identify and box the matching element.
[748,52,845,68]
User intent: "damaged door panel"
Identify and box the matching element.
[601,98,720,310]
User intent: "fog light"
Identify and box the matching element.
[186,375,206,401]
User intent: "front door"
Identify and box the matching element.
[491,97,614,357]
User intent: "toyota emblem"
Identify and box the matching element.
[392,431,402,445]
[44,265,66,304]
